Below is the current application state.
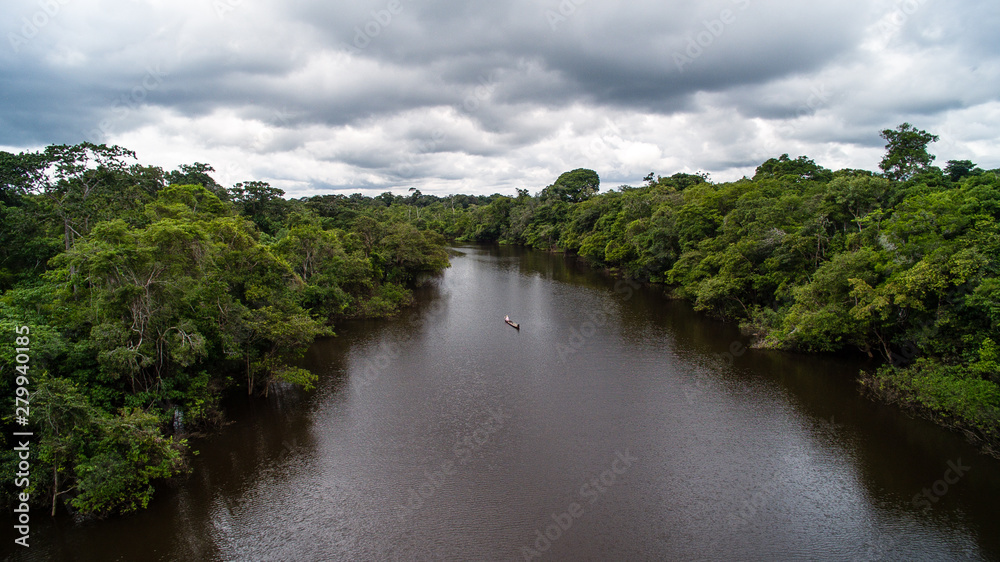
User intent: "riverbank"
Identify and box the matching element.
[9,243,998,561]
[523,240,1000,459]
[429,160,1000,460]
[0,150,452,518]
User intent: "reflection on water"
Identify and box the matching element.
[6,244,1000,561]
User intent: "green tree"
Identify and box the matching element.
[944,159,982,182]
[879,123,939,181]
[166,163,228,201]
[228,180,287,235]
[31,377,188,517]
[753,154,833,182]
[377,223,450,284]
[70,407,187,516]
[542,169,600,203]
[37,143,139,251]
[0,150,48,205]
[145,183,230,221]
[31,377,100,515]
[823,175,895,234]
[243,305,329,396]
[653,172,709,191]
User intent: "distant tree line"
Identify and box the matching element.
[412,124,1000,456]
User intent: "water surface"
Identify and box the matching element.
[7,244,1000,561]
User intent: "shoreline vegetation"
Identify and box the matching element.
[2,122,997,517]
[431,124,998,458]
[0,148,449,517]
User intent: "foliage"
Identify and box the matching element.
[228,180,288,235]
[4,122,998,514]
[541,168,600,203]
[862,358,1000,450]
[879,122,939,181]
[427,124,1000,453]
[23,377,189,517]
[166,163,229,201]
[0,144,450,516]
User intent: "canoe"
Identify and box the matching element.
[505,319,520,330]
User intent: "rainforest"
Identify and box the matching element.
[2,123,998,519]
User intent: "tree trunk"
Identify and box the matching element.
[63,219,72,251]
[51,457,59,517]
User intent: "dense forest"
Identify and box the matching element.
[0,146,449,516]
[3,122,998,518]
[405,124,1000,457]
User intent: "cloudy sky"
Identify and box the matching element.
[2,0,999,197]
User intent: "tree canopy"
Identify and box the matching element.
[421,127,1000,456]
[0,144,450,516]
[879,122,939,181]
[542,168,600,202]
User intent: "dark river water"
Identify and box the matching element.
[7,244,1000,561]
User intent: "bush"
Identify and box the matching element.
[862,358,1000,450]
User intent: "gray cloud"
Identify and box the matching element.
[1,0,999,196]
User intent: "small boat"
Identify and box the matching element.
[504,315,520,330]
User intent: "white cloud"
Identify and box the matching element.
[2,0,999,195]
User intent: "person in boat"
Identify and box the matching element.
[505,315,510,322]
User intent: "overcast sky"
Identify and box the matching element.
[2,0,999,197]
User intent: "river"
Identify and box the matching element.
[7,244,1000,561]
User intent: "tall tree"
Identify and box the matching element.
[166,163,228,201]
[36,143,138,251]
[228,180,287,235]
[879,123,939,181]
[754,154,833,182]
[0,150,48,205]
[542,168,600,203]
